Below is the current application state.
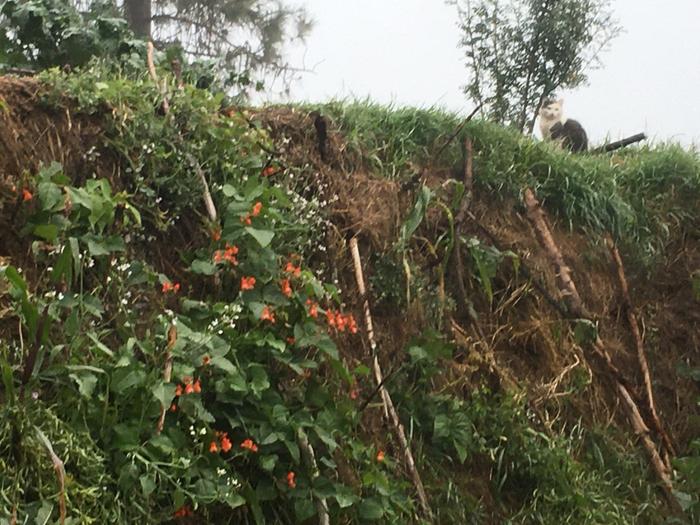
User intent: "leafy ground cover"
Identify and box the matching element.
[0,64,698,524]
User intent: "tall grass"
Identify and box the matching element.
[298,100,700,263]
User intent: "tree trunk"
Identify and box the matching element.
[124,0,152,38]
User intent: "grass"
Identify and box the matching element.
[295,99,700,265]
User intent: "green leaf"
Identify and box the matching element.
[38,181,64,211]
[140,475,156,497]
[85,235,125,256]
[245,227,274,248]
[0,356,15,405]
[433,414,450,438]
[111,369,147,393]
[408,345,429,362]
[358,498,385,520]
[33,224,59,242]
[334,484,358,508]
[398,185,432,248]
[243,485,265,525]
[294,498,316,522]
[152,382,176,407]
[3,265,27,294]
[191,259,217,275]
[313,425,338,451]
[249,365,270,395]
[69,237,80,277]
[211,356,237,374]
[222,184,239,198]
[173,489,185,509]
[87,332,114,357]
[70,371,98,398]
[573,319,598,346]
[51,244,73,286]
[224,492,246,509]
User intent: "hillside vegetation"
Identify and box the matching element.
[0,65,699,524]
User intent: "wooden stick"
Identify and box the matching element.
[522,187,680,511]
[349,237,432,519]
[297,428,330,525]
[593,133,646,154]
[147,42,169,114]
[523,189,588,318]
[451,137,481,329]
[455,137,474,226]
[146,42,217,223]
[433,105,482,161]
[607,237,676,461]
[156,323,177,434]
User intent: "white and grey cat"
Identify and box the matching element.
[538,98,588,153]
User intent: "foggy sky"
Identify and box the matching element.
[278,0,700,146]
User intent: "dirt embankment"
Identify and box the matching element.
[1,75,698,455]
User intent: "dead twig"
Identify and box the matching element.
[349,237,432,520]
[607,236,676,463]
[523,187,681,512]
[523,189,588,318]
[297,428,330,525]
[433,105,482,162]
[35,427,66,525]
[156,323,177,435]
[593,133,646,154]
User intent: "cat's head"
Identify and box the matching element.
[539,98,564,121]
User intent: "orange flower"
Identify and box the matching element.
[173,505,193,518]
[211,227,221,242]
[175,384,183,397]
[286,336,295,345]
[241,438,258,452]
[240,215,252,226]
[22,188,33,201]
[284,261,301,277]
[162,281,180,294]
[347,314,358,334]
[262,166,277,177]
[185,383,194,395]
[306,299,318,318]
[349,388,359,400]
[214,244,239,265]
[170,403,177,412]
[240,276,256,291]
[280,279,292,297]
[286,471,296,489]
[376,450,385,462]
[251,202,263,217]
[193,379,202,394]
[260,305,276,323]
[209,441,219,453]
[325,309,337,328]
[220,434,232,452]
[336,312,347,332]
[202,355,211,366]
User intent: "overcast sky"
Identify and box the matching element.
[276,0,700,146]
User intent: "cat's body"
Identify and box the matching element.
[538,99,588,153]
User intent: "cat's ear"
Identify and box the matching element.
[558,98,564,106]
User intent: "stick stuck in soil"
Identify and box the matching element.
[349,237,432,519]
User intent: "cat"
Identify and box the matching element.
[538,98,588,153]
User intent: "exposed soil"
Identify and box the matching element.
[1,74,698,486]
